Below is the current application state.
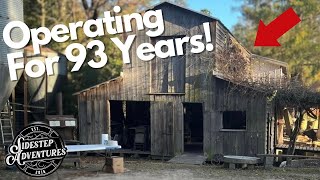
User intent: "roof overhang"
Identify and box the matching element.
[252,54,288,67]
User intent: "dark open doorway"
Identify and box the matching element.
[183,103,203,153]
[110,101,151,152]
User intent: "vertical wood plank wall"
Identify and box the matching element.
[76,3,270,157]
[150,102,174,156]
[209,78,268,155]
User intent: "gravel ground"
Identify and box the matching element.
[1,156,320,180]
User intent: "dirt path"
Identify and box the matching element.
[1,157,320,180]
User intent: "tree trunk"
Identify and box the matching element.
[287,108,304,155]
[317,109,320,139]
[39,0,46,27]
[286,108,304,165]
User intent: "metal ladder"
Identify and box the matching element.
[0,118,14,145]
[0,101,14,145]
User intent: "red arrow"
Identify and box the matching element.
[254,7,301,46]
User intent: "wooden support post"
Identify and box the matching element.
[56,92,63,115]
[280,68,282,87]
[264,157,274,168]
[271,117,275,153]
[23,52,28,127]
[274,105,278,151]
[277,119,285,145]
[316,108,320,140]
[106,100,111,136]
[12,88,16,134]
[45,68,48,118]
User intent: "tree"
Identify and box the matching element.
[232,0,320,156]
[155,0,187,7]
[23,0,159,114]
[200,9,212,16]
[233,0,320,88]
[24,0,188,114]
[215,32,320,157]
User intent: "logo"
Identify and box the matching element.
[5,123,67,177]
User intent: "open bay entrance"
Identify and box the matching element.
[110,101,151,153]
[183,103,203,153]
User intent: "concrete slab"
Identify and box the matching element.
[223,155,261,164]
[223,155,261,169]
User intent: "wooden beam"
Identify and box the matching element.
[45,67,48,117]
[277,119,285,145]
[257,154,320,159]
[56,92,63,115]
[12,88,16,134]
[106,100,111,136]
[23,52,28,127]
[317,108,320,140]
[147,93,185,95]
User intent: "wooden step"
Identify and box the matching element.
[0,120,12,126]
[1,118,13,146]
[3,133,12,136]
[3,136,13,139]
[3,140,13,144]
[1,126,11,128]
[2,140,13,143]
[2,131,13,134]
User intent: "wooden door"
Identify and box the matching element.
[150,102,174,156]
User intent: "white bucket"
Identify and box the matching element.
[101,134,109,145]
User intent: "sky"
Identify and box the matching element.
[188,0,243,30]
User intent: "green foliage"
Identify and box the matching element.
[23,0,147,114]
[23,0,187,114]
[200,9,212,16]
[155,0,187,7]
[233,0,320,88]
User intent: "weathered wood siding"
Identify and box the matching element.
[78,78,123,144]
[119,3,215,103]
[208,78,268,156]
[76,3,271,156]
[150,102,174,156]
[215,21,228,53]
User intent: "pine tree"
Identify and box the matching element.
[233,0,320,88]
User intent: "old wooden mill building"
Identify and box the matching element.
[75,2,288,158]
